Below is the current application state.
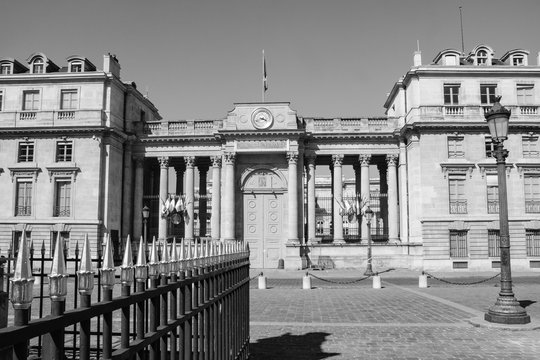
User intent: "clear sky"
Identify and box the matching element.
[2,0,540,120]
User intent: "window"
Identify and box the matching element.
[522,136,539,158]
[485,137,495,158]
[488,230,500,257]
[444,84,460,105]
[480,84,497,105]
[70,63,82,72]
[450,230,468,257]
[32,58,44,74]
[15,179,32,216]
[517,84,533,105]
[56,140,73,162]
[486,175,499,214]
[477,50,488,65]
[513,55,524,66]
[18,141,34,162]
[60,89,78,110]
[1,64,10,74]
[23,90,40,110]
[524,175,540,213]
[449,177,467,214]
[50,231,70,256]
[447,137,464,158]
[527,230,540,257]
[54,181,71,217]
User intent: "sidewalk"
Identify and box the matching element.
[249,269,540,359]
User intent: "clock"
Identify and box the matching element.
[251,108,274,130]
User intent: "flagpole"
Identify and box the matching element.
[262,49,265,103]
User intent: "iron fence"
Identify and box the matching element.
[0,237,250,360]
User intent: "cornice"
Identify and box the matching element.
[0,72,107,83]
[217,129,305,138]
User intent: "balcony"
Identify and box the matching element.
[15,206,32,216]
[487,200,499,214]
[53,206,71,217]
[19,111,37,120]
[449,200,467,214]
[57,110,75,120]
[444,106,464,116]
[519,106,538,115]
[525,200,540,213]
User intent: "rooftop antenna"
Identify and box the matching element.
[459,6,465,54]
[262,49,268,103]
[145,86,149,98]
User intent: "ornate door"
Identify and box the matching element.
[244,192,283,268]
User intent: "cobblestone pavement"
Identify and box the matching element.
[249,271,540,359]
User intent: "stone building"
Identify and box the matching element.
[1,45,539,271]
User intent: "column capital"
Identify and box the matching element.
[223,152,236,165]
[158,156,169,168]
[386,154,398,166]
[184,156,195,168]
[332,154,344,166]
[287,152,299,164]
[359,154,371,166]
[211,156,222,168]
[305,153,316,165]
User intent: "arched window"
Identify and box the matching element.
[476,50,488,65]
[32,58,44,73]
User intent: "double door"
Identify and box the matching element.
[243,192,283,268]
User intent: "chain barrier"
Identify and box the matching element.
[249,272,263,281]
[423,271,500,286]
[306,271,372,284]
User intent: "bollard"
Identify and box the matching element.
[302,272,311,289]
[258,273,267,290]
[419,271,428,288]
[372,274,381,289]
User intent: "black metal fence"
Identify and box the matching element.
[0,238,250,360]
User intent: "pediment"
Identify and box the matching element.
[223,102,299,131]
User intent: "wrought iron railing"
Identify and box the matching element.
[487,200,499,214]
[449,200,467,214]
[53,206,71,217]
[15,206,32,216]
[525,200,540,213]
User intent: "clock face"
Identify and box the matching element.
[251,108,273,129]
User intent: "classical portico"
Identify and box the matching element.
[129,102,418,269]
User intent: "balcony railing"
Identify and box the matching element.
[449,200,467,214]
[19,111,37,120]
[487,200,499,214]
[15,206,32,216]
[57,110,75,120]
[519,106,538,115]
[525,200,540,213]
[54,206,71,217]
[444,106,464,116]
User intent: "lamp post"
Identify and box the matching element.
[364,206,374,276]
[142,205,150,244]
[484,96,530,325]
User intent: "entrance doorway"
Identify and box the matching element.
[243,192,283,268]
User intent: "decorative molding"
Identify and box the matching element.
[223,152,236,165]
[440,163,475,179]
[448,221,470,231]
[51,223,72,233]
[8,166,41,183]
[477,163,512,178]
[386,154,398,166]
[486,221,500,230]
[287,152,299,164]
[46,166,80,183]
[515,163,540,178]
[184,156,195,168]
[524,220,540,230]
[235,139,289,152]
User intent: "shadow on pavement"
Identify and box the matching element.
[250,332,339,359]
[519,300,537,308]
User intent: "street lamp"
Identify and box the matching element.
[142,205,150,244]
[484,96,530,324]
[364,206,374,276]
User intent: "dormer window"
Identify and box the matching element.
[1,63,11,74]
[32,58,44,74]
[70,62,82,73]
[513,55,524,66]
[477,50,488,65]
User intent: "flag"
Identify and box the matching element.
[175,196,184,213]
[263,50,268,92]
[168,195,175,213]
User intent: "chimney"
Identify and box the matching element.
[413,51,422,66]
[103,53,121,78]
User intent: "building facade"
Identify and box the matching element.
[1,45,539,271]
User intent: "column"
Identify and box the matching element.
[360,154,371,239]
[121,143,133,241]
[198,161,209,237]
[222,152,236,241]
[387,154,399,242]
[332,155,345,244]
[399,141,409,243]
[306,155,317,244]
[287,152,299,244]
[158,157,169,241]
[184,156,195,242]
[210,156,222,241]
[174,163,185,195]
[133,157,145,240]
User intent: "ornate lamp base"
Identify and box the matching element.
[484,296,531,324]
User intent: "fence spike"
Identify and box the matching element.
[11,232,34,309]
[121,235,134,286]
[160,239,170,275]
[49,232,68,301]
[80,234,93,273]
[136,236,147,266]
[122,235,134,267]
[148,237,159,279]
[74,239,80,257]
[102,233,114,270]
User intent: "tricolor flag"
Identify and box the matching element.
[262,50,268,98]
